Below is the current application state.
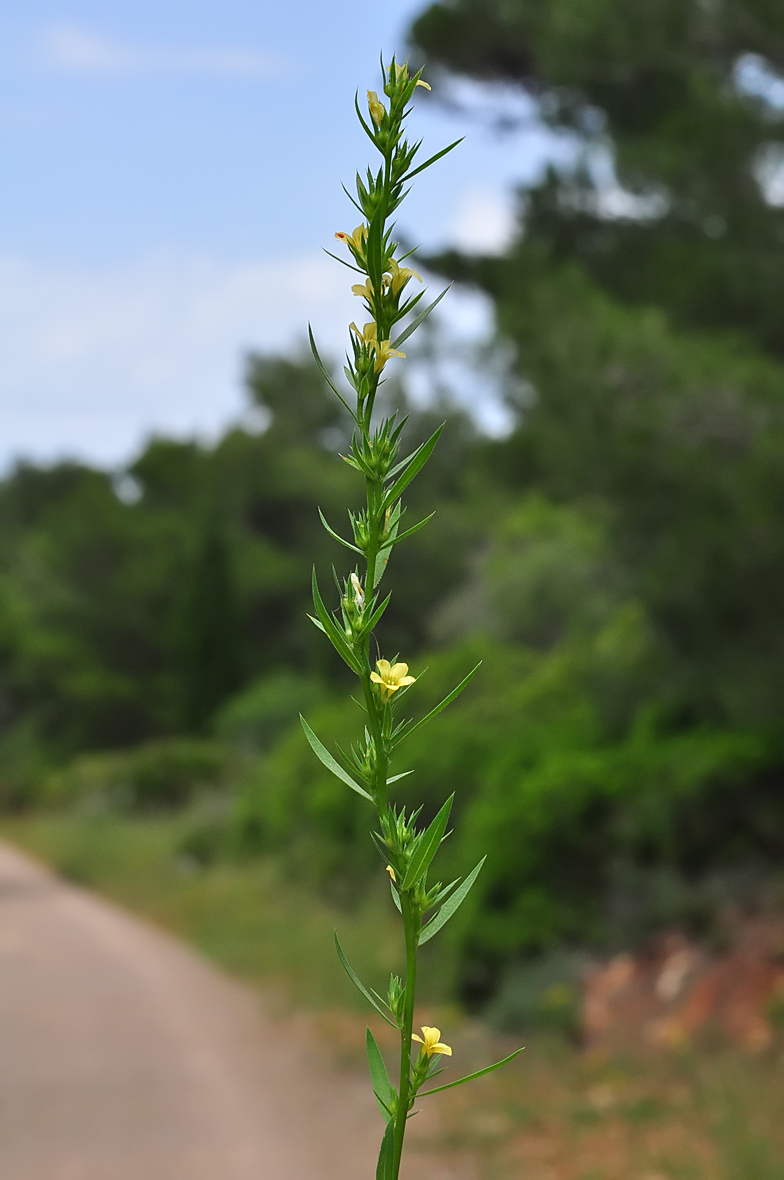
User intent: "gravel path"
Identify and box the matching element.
[0,841,385,1180]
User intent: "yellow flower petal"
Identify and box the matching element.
[371,657,416,700]
[413,1026,452,1057]
[367,89,385,127]
[335,224,368,254]
[387,258,422,295]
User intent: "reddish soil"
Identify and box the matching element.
[583,917,784,1051]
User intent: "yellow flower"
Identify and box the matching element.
[370,658,416,701]
[386,864,396,882]
[351,278,375,300]
[386,61,431,91]
[386,258,422,296]
[335,224,368,255]
[367,90,385,127]
[350,323,406,371]
[412,1026,452,1057]
[350,320,378,345]
[372,339,406,372]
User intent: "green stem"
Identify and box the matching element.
[392,894,418,1180]
[361,465,389,809]
[363,673,387,812]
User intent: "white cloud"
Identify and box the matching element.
[0,251,355,468]
[39,23,286,79]
[450,186,517,255]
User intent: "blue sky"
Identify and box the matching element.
[0,1,570,469]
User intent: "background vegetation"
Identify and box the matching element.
[4,0,784,1019]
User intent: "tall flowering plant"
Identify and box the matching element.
[303,57,520,1180]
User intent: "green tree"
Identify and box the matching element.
[411,0,784,355]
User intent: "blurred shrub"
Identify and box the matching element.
[233,624,783,1000]
[214,670,325,753]
[43,737,231,811]
[483,949,586,1037]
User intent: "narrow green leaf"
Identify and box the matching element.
[366,1027,395,1120]
[318,508,363,554]
[308,325,356,419]
[311,568,362,674]
[361,590,392,635]
[397,663,481,747]
[391,286,451,350]
[393,289,425,325]
[418,856,486,945]
[425,877,460,912]
[334,932,398,1027]
[419,1047,524,1096]
[354,89,379,148]
[385,441,426,481]
[343,365,360,393]
[390,879,402,913]
[322,247,365,274]
[301,717,373,802]
[391,511,436,545]
[373,502,401,588]
[366,204,386,294]
[341,181,364,216]
[403,137,464,182]
[376,1121,395,1180]
[381,424,444,513]
[387,769,413,785]
[401,794,454,891]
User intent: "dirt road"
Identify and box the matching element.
[0,840,390,1180]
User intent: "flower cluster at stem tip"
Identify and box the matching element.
[332,60,433,385]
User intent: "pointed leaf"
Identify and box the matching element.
[381,425,444,513]
[341,181,364,216]
[361,590,392,635]
[419,1047,524,1096]
[366,1027,395,1120]
[373,502,401,588]
[418,856,486,945]
[354,89,378,147]
[391,511,436,545]
[308,325,356,419]
[376,1121,395,1180]
[301,717,373,802]
[390,879,402,913]
[401,794,454,891]
[397,663,481,747]
[334,932,398,1027]
[311,568,362,674]
[391,285,451,350]
[387,769,413,785]
[322,247,365,274]
[318,508,362,554]
[403,137,464,182]
[426,877,460,912]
